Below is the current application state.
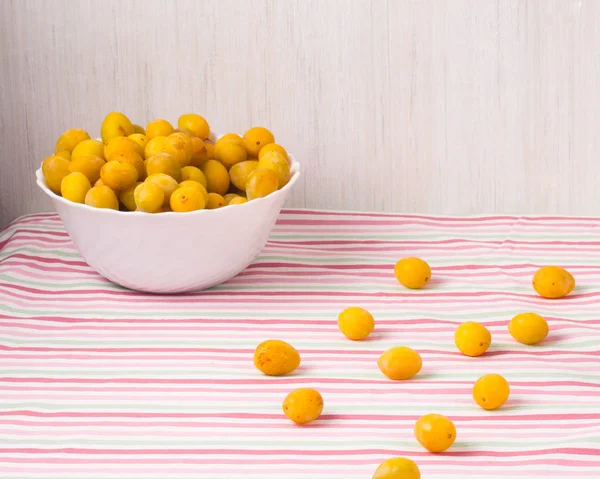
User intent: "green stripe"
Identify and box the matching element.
[0,275,122,290]
[270,232,600,240]
[0,370,598,381]
[2,305,600,322]
[4,246,600,265]
[0,333,598,347]
[0,248,81,259]
[8,274,600,293]
[0,402,591,411]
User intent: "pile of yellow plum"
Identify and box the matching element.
[41,112,292,212]
[253,261,575,479]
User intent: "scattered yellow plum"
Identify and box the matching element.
[454,322,491,357]
[338,307,375,340]
[414,414,456,453]
[254,339,301,376]
[509,312,549,345]
[473,374,510,410]
[533,266,575,298]
[378,347,422,380]
[282,388,323,425]
[373,458,420,479]
[394,257,431,289]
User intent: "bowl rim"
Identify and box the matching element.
[36,139,301,217]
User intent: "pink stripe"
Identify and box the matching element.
[264,242,600,251]
[0,446,597,457]
[1,239,72,249]
[1,344,599,359]
[275,218,600,228]
[1,411,599,421]
[0,417,589,434]
[0,465,594,476]
[0,254,88,266]
[0,428,593,441]
[4,294,600,310]
[0,315,599,328]
[9,238,600,254]
[0,261,94,275]
[0,375,598,387]
[6,253,600,272]
[281,209,600,222]
[0,214,59,232]
[2,228,68,237]
[1,386,598,398]
[6,230,600,247]
[0,458,597,468]
[1,352,598,365]
[0,459,598,468]
[0,268,95,281]
[3,260,600,280]
[269,238,600,246]
[1,322,599,336]
[269,226,599,235]
[237,268,600,278]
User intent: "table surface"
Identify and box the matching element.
[0,210,599,479]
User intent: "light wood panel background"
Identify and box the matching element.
[1,0,600,227]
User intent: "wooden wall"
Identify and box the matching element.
[2,0,599,226]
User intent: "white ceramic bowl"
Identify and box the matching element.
[36,151,300,293]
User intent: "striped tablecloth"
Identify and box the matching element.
[0,210,599,479]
